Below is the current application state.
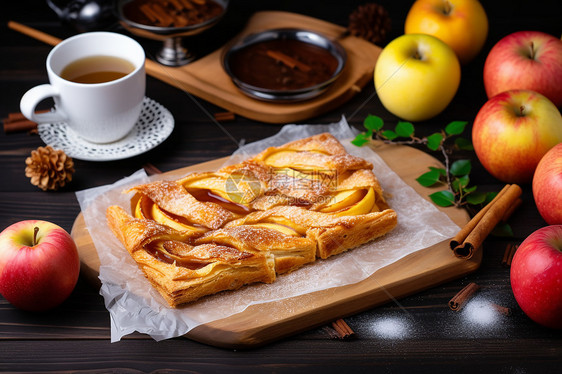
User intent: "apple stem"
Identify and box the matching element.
[519,105,526,116]
[33,226,39,246]
[443,0,451,15]
[529,41,535,60]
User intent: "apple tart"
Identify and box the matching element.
[106,133,397,307]
[106,206,278,307]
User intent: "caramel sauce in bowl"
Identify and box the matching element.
[223,28,347,102]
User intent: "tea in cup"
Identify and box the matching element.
[20,32,146,143]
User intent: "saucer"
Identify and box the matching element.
[38,97,174,161]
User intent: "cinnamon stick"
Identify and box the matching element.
[3,110,50,134]
[501,243,519,267]
[7,21,62,46]
[139,4,160,24]
[450,185,510,249]
[491,302,512,316]
[322,326,341,339]
[450,184,522,259]
[6,110,49,122]
[179,0,195,10]
[3,119,37,133]
[143,163,163,176]
[7,112,29,122]
[148,3,175,27]
[213,111,235,122]
[173,13,189,27]
[449,282,480,311]
[266,50,311,72]
[502,198,522,222]
[331,318,355,339]
[168,0,185,11]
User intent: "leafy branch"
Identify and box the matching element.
[352,114,496,209]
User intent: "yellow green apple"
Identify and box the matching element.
[472,90,562,184]
[374,33,460,122]
[405,0,488,64]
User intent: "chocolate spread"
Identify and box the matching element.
[228,39,340,91]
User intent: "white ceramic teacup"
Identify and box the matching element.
[20,32,146,144]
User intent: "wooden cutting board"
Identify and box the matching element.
[143,11,382,124]
[71,141,480,348]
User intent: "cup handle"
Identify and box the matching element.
[20,84,67,124]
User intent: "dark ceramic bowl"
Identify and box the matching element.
[223,28,347,101]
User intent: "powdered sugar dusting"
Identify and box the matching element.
[371,316,412,339]
[462,297,499,326]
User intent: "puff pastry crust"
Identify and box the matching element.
[107,205,277,306]
[106,133,398,307]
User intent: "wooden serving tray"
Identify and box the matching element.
[144,11,382,124]
[71,141,480,348]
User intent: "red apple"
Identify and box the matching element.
[0,220,80,311]
[510,225,562,329]
[533,143,562,225]
[472,89,562,184]
[484,31,562,107]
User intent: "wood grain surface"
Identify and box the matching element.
[3,0,561,371]
[71,141,478,348]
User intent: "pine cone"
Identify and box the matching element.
[25,146,74,191]
[348,3,392,45]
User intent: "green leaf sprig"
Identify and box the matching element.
[352,114,496,209]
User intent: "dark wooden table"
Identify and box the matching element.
[1,0,561,372]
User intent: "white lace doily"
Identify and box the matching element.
[38,97,174,161]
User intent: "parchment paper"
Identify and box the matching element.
[75,117,460,342]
